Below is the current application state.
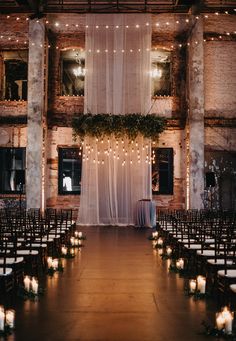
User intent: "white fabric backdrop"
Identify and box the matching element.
[79,14,152,225]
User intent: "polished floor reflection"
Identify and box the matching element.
[10,226,216,340]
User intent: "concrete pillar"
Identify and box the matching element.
[187,17,205,209]
[26,19,47,210]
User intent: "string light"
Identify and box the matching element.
[0,14,235,52]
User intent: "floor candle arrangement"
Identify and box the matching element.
[0,306,15,336]
[148,231,235,337]
[48,231,86,275]
[202,306,235,338]
[18,275,43,300]
[47,257,64,276]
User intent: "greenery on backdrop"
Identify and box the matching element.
[72,113,166,141]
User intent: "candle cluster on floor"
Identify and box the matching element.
[47,231,86,274]
[216,307,234,335]
[0,306,15,335]
[148,228,235,337]
[23,275,39,295]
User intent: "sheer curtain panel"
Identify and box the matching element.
[79,14,152,225]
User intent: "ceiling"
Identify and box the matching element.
[0,0,235,14]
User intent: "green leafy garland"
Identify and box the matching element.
[72,113,166,141]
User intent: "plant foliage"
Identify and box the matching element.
[72,113,166,141]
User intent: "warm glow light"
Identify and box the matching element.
[216,307,234,335]
[176,258,184,270]
[197,275,206,294]
[5,310,15,329]
[151,67,162,78]
[24,276,31,292]
[31,277,39,294]
[189,279,196,293]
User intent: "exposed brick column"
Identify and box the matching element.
[187,17,205,209]
[26,19,47,210]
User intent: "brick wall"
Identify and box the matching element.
[205,127,236,152]
[153,128,186,209]
[204,41,236,117]
[46,127,81,210]
[0,13,235,212]
[0,100,27,116]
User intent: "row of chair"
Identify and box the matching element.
[0,208,76,296]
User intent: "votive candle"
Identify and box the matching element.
[47,257,53,268]
[197,275,206,294]
[61,246,67,255]
[176,258,184,270]
[189,279,197,293]
[5,310,15,329]
[0,306,4,331]
[24,275,31,292]
[216,312,225,330]
[52,259,58,270]
[31,277,38,295]
[222,307,234,335]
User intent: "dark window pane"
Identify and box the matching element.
[151,50,171,97]
[0,148,26,193]
[152,148,173,195]
[58,148,82,195]
[61,50,85,96]
[3,50,28,101]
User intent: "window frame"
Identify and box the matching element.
[60,49,85,97]
[0,147,26,194]
[152,147,174,195]
[151,49,172,98]
[1,50,28,101]
[58,147,82,195]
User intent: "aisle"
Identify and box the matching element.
[13,226,215,341]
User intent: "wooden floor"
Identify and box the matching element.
[6,226,218,341]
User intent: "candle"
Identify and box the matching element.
[176,258,184,270]
[152,231,158,239]
[31,277,38,295]
[0,306,4,331]
[152,240,157,249]
[216,312,225,330]
[5,310,15,329]
[79,239,82,246]
[47,257,53,268]
[74,231,79,238]
[197,275,206,294]
[70,248,75,256]
[222,307,234,335]
[166,247,172,256]
[61,246,67,255]
[157,238,163,246]
[78,232,83,238]
[70,237,75,246]
[52,259,58,270]
[74,238,79,246]
[24,275,31,292]
[189,279,197,293]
